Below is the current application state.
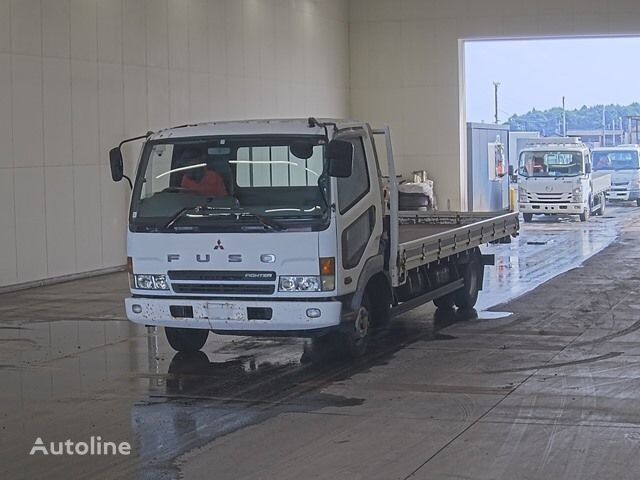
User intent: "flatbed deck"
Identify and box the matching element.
[393,210,519,284]
[398,223,458,244]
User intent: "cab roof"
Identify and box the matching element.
[148,118,366,141]
[593,144,640,152]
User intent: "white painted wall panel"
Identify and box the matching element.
[73,165,102,272]
[0,53,11,169]
[70,0,98,61]
[14,167,47,282]
[0,0,350,287]
[45,166,76,277]
[0,170,17,286]
[11,0,42,56]
[12,55,43,168]
[42,0,70,58]
[43,57,73,166]
[0,0,10,53]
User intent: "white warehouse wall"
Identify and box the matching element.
[349,0,640,211]
[0,0,349,288]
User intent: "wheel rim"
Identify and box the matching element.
[354,307,370,341]
[468,264,479,297]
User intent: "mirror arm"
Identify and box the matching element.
[118,131,153,150]
[115,131,152,190]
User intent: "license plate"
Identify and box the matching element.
[207,302,247,321]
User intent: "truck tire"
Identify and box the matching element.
[522,213,533,223]
[579,209,589,222]
[165,327,209,352]
[455,251,482,310]
[598,193,606,215]
[433,294,455,309]
[331,292,371,358]
[636,198,640,207]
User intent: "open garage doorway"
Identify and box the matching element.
[461,36,640,211]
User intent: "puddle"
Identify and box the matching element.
[477,311,513,320]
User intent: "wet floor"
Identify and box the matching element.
[2,205,640,479]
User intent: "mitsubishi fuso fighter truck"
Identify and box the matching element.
[517,138,611,222]
[109,118,519,357]
[592,144,640,206]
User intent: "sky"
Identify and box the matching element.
[465,37,640,123]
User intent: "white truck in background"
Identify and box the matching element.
[109,118,518,358]
[592,145,640,206]
[517,138,611,222]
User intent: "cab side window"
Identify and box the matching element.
[337,137,369,214]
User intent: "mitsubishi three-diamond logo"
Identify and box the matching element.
[214,240,224,250]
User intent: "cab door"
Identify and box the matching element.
[334,130,383,296]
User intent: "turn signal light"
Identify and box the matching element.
[320,257,335,276]
[320,257,335,291]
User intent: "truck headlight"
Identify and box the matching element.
[630,180,640,190]
[518,186,527,202]
[572,187,583,203]
[279,276,321,292]
[134,274,169,290]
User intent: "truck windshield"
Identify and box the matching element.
[593,150,640,170]
[518,151,584,177]
[129,136,330,232]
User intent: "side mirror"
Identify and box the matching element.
[327,140,353,178]
[585,163,592,174]
[109,147,124,182]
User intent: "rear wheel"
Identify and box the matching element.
[433,294,455,309]
[522,213,533,223]
[598,193,606,215]
[165,327,209,352]
[455,250,482,310]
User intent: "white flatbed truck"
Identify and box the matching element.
[109,118,519,357]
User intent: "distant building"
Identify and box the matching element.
[566,129,624,148]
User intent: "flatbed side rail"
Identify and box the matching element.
[397,211,519,279]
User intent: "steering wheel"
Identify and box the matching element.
[162,187,191,193]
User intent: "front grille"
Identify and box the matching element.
[528,192,572,202]
[172,283,275,295]
[168,270,276,282]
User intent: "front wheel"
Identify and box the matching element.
[636,198,640,207]
[522,213,533,223]
[579,209,589,222]
[165,327,209,352]
[339,293,372,358]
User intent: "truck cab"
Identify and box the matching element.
[517,139,610,222]
[592,144,640,206]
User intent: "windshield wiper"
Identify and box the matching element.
[165,206,286,232]
[237,212,286,231]
[165,205,230,230]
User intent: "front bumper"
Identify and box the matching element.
[125,297,343,335]
[519,202,584,214]
[606,189,640,201]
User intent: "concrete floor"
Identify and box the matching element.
[2,206,640,479]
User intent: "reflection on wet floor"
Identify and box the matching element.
[478,208,626,310]
[133,306,468,480]
[2,206,640,480]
